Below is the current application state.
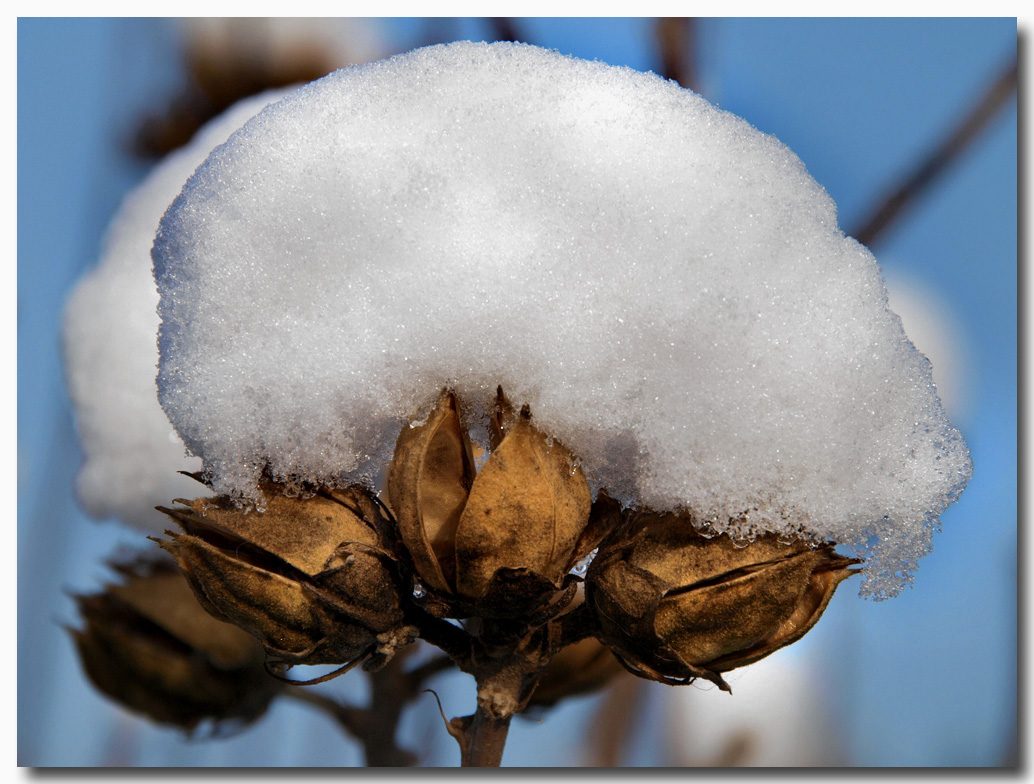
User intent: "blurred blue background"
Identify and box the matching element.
[18,17,1016,766]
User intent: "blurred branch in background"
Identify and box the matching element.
[655,18,698,92]
[486,18,524,44]
[132,19,383,159]
[584,673,644,766]
[849,56,1017,247]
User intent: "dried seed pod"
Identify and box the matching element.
[586,511,860,691]
[71,555,280,731]
[387,390,604,619]
[158,481,409,672]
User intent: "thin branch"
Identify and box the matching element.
[585,675,646,767]
[363,655,420,766]
[850,57,1017,247]
[282,656,418,766]
[551,598,600,651]
[284,687,363,731]
[404,604,474,665]
[403,653,456,695]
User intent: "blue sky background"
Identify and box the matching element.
[18,18,1016,766]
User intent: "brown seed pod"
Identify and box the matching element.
[157,481,410,675]
[387,389,608,620]
[586,511,860,692]
[70,555,280,731]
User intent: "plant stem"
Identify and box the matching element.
[457,706,513,767]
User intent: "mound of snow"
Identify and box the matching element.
[152,42,971,597]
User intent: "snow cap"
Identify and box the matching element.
[153,42,972,597]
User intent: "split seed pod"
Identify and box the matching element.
[387,390,607,619]
[586,511,860,692]
[71,555,280,731]
[158,480,409,674]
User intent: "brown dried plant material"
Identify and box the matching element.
[528,637,625,708]
[158,482,408,672]
[71,556,280,731]
[387,390,599,619]
[387,390,476,593]
[587,511,859,692]
[455,409,590,600]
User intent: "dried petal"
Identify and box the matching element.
[455,407,591,603]
[387,390,476,592]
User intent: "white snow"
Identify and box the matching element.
[63,88,292,532]
[882,269,973,422]
[151,42,971,598]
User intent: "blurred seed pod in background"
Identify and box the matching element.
[71,555,281,732]
[527,625,626,709]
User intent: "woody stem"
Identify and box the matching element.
[453,619,553,767]
[460,706,513,767]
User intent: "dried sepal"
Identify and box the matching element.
[487,385,516,451]
[387,389,476,592]
[566,489,624,573]
[455,406,591,602]
[157,482,407,671]
[158,533,359,665]
[387,390,598,620]
[166,482,382,576]
[586,511,859,691]
[701,551,858,672]
[71,555,279,731]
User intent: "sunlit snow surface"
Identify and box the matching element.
[152,41,971,598]
[63,89,291,532]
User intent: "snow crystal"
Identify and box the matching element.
[63,88,291,531]
[152,42,972,597]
